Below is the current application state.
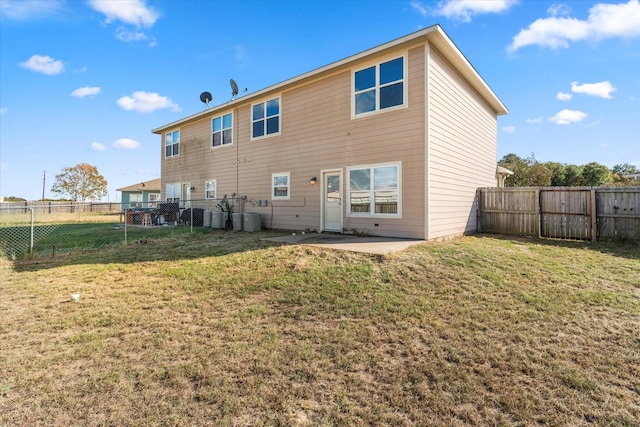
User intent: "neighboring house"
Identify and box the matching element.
[116,178,161,210]
[496,166,514,188]
[152,24,508,240]
[622,173,640,181]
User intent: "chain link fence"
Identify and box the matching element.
[0,199,243,260]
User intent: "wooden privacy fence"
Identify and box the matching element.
[477,187,640,241]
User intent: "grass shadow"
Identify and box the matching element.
[474,233,640,261]
[9,229,289,273]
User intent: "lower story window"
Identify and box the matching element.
[166,183,180,202]
[205,180,217,199]
[129,193,142,208]
[148,193,159,208]
[348,163,400,216]
[272,172,290,200]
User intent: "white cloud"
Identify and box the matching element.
[91,142,106,151]
[113,138,141,150]
[88,0,159,28]
[509,0,640,52]
[526,117,544,124]
[557,92,573,101]
[117,91,180,113]
[429,0,518,23]
[19,54,64,75]
[549,109,587,125]
[234,45,247,61]
[571,80,617,99]
[409,0,429,17]
[116,28,147,42]
[115,27,157,46]
[0,107,8,115]
[70,86,101,98]
[0,0,64,20]
[547,4,572,17]
[503,126,516,133]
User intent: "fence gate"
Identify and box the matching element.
[596,187,640,239]
[539,188,595,240]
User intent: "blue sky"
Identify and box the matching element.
[1,0,639,201]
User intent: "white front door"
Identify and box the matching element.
[322,171,342,231]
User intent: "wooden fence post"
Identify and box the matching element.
[476,189,482,233]
[536,188,541,238]
[590,189,597,242]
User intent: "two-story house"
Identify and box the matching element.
[152,24,508,240]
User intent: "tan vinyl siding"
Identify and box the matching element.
[161,114,239,203]
[427,45,498,239]
[160,47,427,238]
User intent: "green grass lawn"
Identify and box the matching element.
[1,231,638,426]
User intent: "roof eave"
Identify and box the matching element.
[428,26,508,116]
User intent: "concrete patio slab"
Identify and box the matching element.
[263,233,424,255]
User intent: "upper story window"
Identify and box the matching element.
[272,172,290,200]
[165,130,180,158]
[348,163,401,217]
[205,180,217,199]
[252,97,280,139]
[212,113,233,148]
[354,57,405,116]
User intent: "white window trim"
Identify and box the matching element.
[251,96,282,141]
[211,113,233,149]
[205,179,217,199]
[165,129,180,158]
[272,172,290,200]
[346,161,402,218]
[351,54,407,119]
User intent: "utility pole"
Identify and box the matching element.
[42,170,46,201]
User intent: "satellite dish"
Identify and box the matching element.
[199,91,212,108]
[230,79,239,98]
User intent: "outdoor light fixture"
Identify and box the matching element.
[310,177,317,185]
[190,186,195,191]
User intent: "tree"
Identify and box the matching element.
[527,162,552,186]
[545,162,566,186]
[612,163,639,176]
[564,164,583,186]
[612,163,640,186]
[51,163,108,202]
[581,162,613,186]
[498,153,529,187]
[499,153,551,187]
